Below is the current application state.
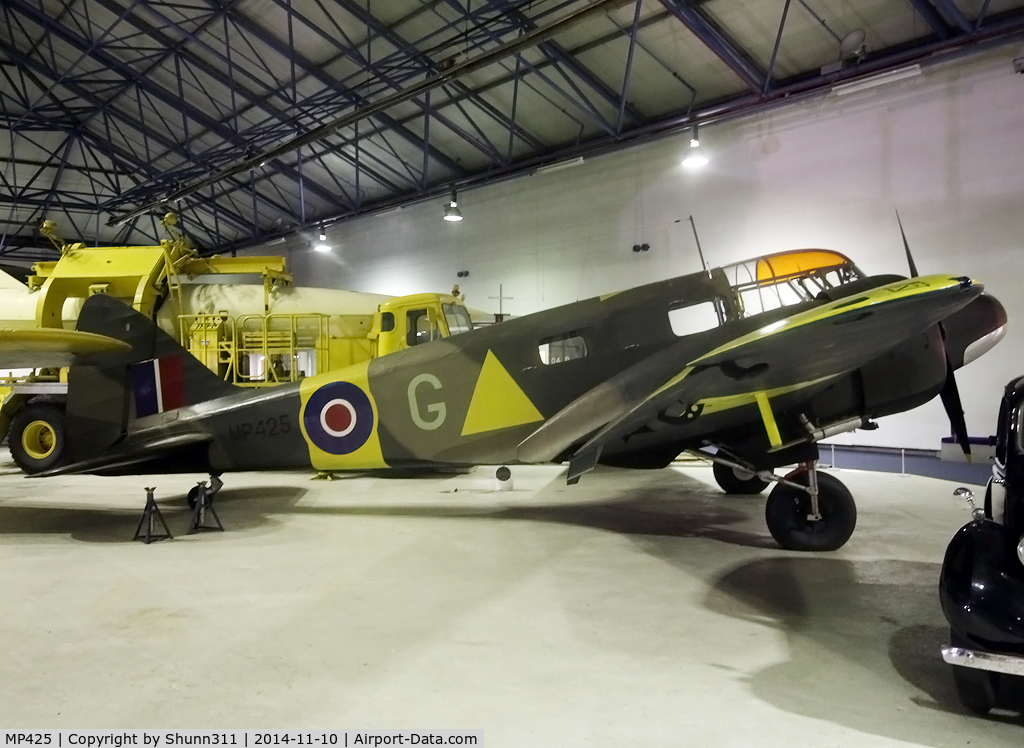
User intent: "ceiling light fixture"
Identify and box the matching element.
[831,64,921,96]
[536,156,585,175]
[443,190,463,222]
[682,124,708,169]
[314,230,331,252]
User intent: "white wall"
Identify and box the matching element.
[286,47,1024,450]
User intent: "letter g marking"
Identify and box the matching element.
[408,373,446,431]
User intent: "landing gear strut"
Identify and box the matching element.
[764,462,857,552]
[695,451,858,552]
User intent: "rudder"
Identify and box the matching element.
[66,294,237,463]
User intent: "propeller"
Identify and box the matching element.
[897,210,972,462]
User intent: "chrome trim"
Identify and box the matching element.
[942,645,1024,676]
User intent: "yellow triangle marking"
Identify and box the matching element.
[462,350,544,436]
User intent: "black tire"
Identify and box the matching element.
[950,630,999,714]
[713,461,769,494]
[9,403,67,474]
[187,485,203,510]
[764,471,857,551]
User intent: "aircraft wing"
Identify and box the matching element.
[0,328,131,369]
[564,274,982,482]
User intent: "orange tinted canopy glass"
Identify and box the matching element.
[755,249,851,283]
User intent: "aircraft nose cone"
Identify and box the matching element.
[941,293,1007,369]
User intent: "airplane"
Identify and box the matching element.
[9,246,1006,553]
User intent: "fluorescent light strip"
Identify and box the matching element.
[831,64,922,96]
[536,156,585,175]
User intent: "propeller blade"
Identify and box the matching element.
[939,354,972,463]
[896,210,919,278]
[898,214,969,459]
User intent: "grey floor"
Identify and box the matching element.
[0,455,1021,745]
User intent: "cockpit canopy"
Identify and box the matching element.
[719,249,863,318]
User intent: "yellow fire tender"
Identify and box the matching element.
[1,216,475,473]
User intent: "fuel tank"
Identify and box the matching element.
[154,282,393,339]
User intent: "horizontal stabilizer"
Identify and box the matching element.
[0,328,131,369]
[34,432,212,477]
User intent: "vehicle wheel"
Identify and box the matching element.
[187,486,203,510]
[950,629,1000,714]
[713,461,769,494]
[9,403,67,474]
[764,471,857,551]
[951,664,999,714]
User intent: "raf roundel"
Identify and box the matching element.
[303,381,374,455]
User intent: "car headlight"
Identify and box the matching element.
[1019,534,1024,568]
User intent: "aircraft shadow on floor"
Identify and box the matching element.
[286,469,778,549]
[0,468,773,547]
[0,485,307,543]
[703,556,1024,742]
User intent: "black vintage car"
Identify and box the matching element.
[940,375,1024,714]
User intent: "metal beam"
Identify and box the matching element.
[930,0,974,33]
[108,0,633,227]
[658,0,766,93]
[905,0,952,39]
[213,8,1024,253]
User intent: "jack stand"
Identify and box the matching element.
[134,487,173,544]
[312,471,336,481]
[187,481,224,535]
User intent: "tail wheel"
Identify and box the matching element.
[765,471,857,551]
[712,461,769,494]
[10,403,67,474]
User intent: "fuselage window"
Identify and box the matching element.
[668,301,721,337]
[539,333,587,365]
[442,303,473,335]
[407,308,440,347]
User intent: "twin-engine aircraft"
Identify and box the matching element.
[10,248,1006,552]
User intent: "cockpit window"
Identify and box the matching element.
[719,250,863,318]
[442,303,473,336]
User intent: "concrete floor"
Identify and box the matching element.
[0,455,1021,745]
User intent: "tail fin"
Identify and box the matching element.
[66,294,236,463]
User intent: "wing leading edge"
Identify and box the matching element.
[0,328,131,369]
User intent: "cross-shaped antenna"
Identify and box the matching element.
[489,284,513,317]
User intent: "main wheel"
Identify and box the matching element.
[764,471,857,551]
[713,462,769,494]
[9,403,67,474]
[950,630,999,714]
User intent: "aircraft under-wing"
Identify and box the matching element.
[9,248,1007,552]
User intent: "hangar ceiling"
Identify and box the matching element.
[2,0,1024,259]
